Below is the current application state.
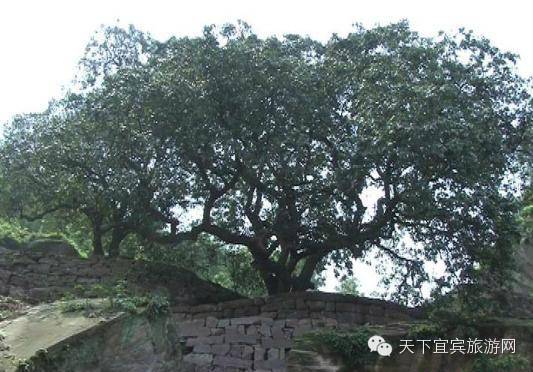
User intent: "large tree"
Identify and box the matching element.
[146,22,531,297]
[1,22,531,299]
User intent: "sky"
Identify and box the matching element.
[0,0,531,295]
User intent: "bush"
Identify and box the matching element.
[60,280,169,318]
[471,354,529,372]
[0,219,32,248]
[0,218,90,257]
[295,328,377,370]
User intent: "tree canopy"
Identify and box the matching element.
[1,21,531,299]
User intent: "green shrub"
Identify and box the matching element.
[407,322,446,340]
[58,296,95,314]
[144,293,170,320]
[0,218,90,257]
[295,328,377,370]
[60,280,169,318]
[0,219,31,248]
[137,236,267,298]
[471,354,529,372]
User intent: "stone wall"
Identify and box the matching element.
[0,241,241,305]
[0,240,425,372]
[172,292,421,371]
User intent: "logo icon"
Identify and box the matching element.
[368,335,393,357]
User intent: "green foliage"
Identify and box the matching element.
[423,293,492,339]
[407,322,446,340]
[138,235,267,297]
[1,21,531,297]
[519,187,533,241]
[144,293,170,320]
[60,280,169,318]
[425,234,524,326]
[0,219,66,248]
[521,204,533,239]
[420,285,531,342]
[0,219,29,246]
[335,277,360,296]
[106,280,148,313]
[210,248,267,298]
[24,214,94,257]
[296,328,377,370]
[470,354,529,372]
[0,218,74,251]
[0,217,91,257]
[58,295,95,314]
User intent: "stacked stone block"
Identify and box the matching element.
[0,241,422,371]
[0,242,240,304]
[175,292,420,371]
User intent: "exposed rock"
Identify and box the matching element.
[0,302,182,372]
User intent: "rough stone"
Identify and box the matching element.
[213,356,253,369]
[211,344,231,356]
[183,353,213,366]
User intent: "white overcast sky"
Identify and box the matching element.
[1,0,532,126]
[0,0,531,295]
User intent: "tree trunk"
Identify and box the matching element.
[260,268,315,295]
[263,275,314,295]
[107,227,127,258]
[91,220,104,256]
[250,239,321,295]
[259,253,321,295]
[86,210,105,256]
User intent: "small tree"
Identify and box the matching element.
[0,26,183,256]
